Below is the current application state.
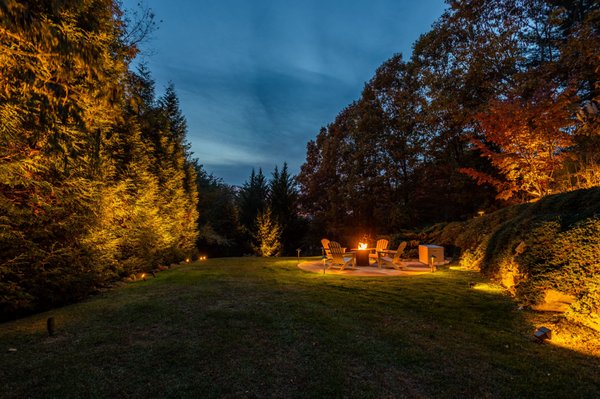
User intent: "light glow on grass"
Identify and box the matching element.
[472,282,505,294]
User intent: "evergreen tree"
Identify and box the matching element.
[238,168,268,230]
[195,162,242,256]
[268,163,301,254]
[0,0,136,318]
[253,207,282,257]
[0,0,199,319]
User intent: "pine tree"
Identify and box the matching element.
[253,207,282,257]
[0,0,136,318]
[195,162,242,256]
[238,168,269,231]
[269,163,301,255]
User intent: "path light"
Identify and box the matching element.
[534,326,552,341]
[296,248,301,264]
[430,255,437,272]
[47,317,55,336]
[185,257,190,263]
[322,254,327,275]
[477,210,485,217]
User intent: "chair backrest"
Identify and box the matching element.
[375,239,389,252]
[328,241,346,263]
[393,241,407,263]
[321,238,332,259]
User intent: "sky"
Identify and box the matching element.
[121,0,447,186]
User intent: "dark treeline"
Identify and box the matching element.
[196,164,307,258]
[0,0,198,319]
[297,0,599,244]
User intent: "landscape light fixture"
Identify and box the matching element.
[47,317,55,336]
[534,326,552,341]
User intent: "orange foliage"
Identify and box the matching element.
[465,87,575,201]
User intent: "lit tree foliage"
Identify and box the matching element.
[0,0,132,317]
[269,163,302,255]
[253,207,282,257]
[463,86,576,201]
[299,0,600,245]
[238,168,268,252]
[0,0,198,320]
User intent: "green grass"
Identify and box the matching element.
[1,257,598,398]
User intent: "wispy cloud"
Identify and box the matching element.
[125,0,446,185]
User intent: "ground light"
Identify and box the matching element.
[534,326,552,341]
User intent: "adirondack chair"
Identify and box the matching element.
[322,238,346,260]
[321,238,332,260]
[328,241,356,271]
[377,241,407,270]
[369,238,389,260]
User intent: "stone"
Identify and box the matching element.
[532,289,576,313]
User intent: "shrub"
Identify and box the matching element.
[432,188,600,332]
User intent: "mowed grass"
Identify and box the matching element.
[1,258,598,398]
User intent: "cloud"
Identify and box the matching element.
[124,0,447,185]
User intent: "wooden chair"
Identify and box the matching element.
[322,238,346,260]
[377,241,407,270]
[369,239,389,260]
[328,241,356,271]
[321,238,332,260]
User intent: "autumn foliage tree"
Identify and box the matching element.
[462,86,576,202]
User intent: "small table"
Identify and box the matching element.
[351,248,374,266]
[418,245,444,265]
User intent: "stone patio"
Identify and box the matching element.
[298,259,438,276]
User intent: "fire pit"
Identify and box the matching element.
[355,242,371,266]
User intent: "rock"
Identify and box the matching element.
[532,289,576,313]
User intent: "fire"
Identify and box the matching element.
[358,242,368,250]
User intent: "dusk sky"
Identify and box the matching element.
[122,0,447,186]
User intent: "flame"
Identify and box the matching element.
[358,242,368,250]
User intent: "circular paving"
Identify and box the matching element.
[298,259,434,276]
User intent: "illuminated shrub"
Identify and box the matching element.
[434,188,600,331]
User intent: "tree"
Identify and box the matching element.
[194,163,243,256]
[268,163,302,255]
[238,169,268,229]
[0,0,135,318]
[253,207,282,257]
[463,85,575,201]
[0,0,199,319]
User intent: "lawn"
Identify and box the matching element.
[1,257,598,398]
